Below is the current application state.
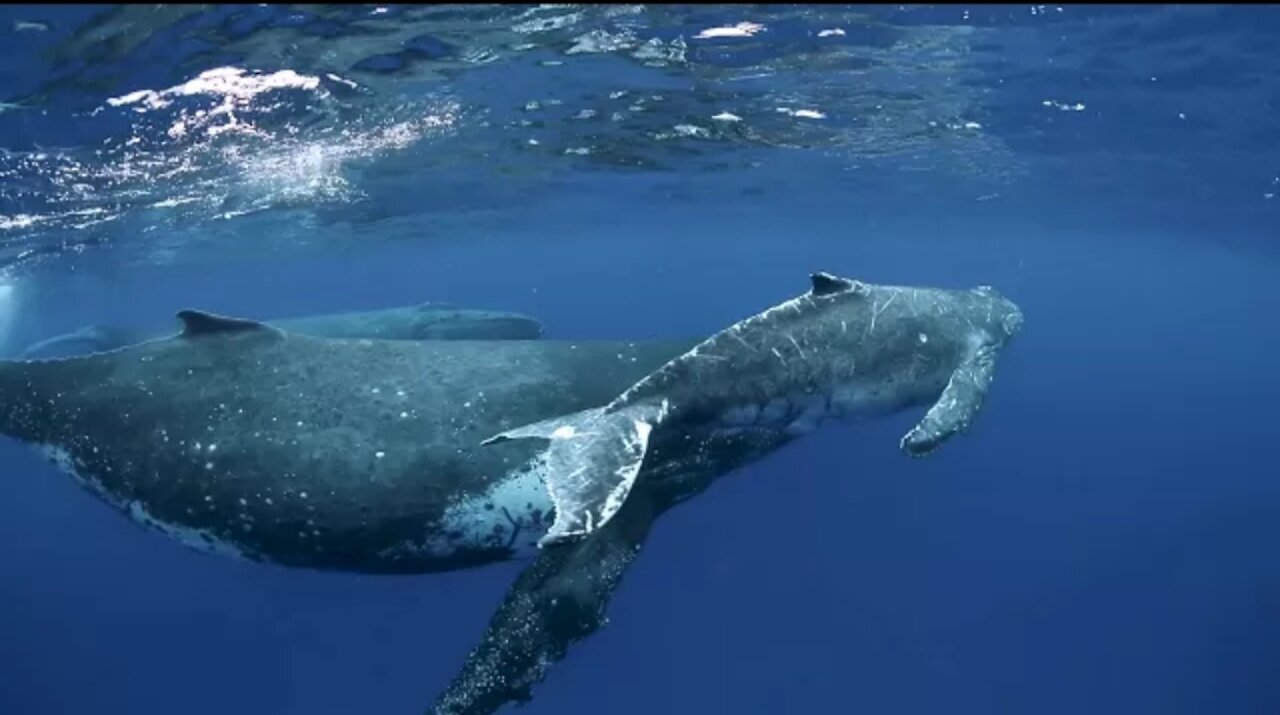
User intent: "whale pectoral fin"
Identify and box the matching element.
[481,401,669,547]
[428,490,658,715]
[901,344,999,458]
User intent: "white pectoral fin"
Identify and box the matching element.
[901,345,999,458]
[482,400,669,546]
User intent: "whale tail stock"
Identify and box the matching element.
[480,399,669,548]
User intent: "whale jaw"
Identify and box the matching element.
[713,376,945,440]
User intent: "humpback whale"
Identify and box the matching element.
[16,302,544,359]
[0,272,1023,714]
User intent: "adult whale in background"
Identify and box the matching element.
[0,272,1024,715]
[16,302,544,359]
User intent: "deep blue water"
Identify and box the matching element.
[1,5,1279,715]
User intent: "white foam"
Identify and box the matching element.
[694,22,765,39]
[107,67,323,112]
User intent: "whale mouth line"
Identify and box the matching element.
[714,378,933,438]
[715,388,851,431]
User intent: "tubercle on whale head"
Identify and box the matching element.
[1001,303,1024,338]
[807,272,1024,349]
[970,285,1024,342]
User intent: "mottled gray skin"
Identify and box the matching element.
[0,322,691,574]
[488,272,1025,547]
[16,302,543,359]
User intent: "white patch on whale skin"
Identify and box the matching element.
[38,443,122,507]
[379,456,554,563]
[36,443,254,562]
[125,499,250,561]
[441,456,554,556]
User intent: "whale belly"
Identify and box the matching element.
[32,438,557,572]
[38,443,257,561]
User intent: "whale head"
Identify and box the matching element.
[968,284,1024,345]
[807,272,1023,353]
[407,303,544,340]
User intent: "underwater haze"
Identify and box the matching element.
[2,4,1279,715]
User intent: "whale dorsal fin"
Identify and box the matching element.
[176,310,278,338]
[809,272,861,296]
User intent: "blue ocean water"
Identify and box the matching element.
[1,4,1278,714]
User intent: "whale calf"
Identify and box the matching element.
[485,272,1025,546]
[16,301,544,359]
[0,272,1023,714]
